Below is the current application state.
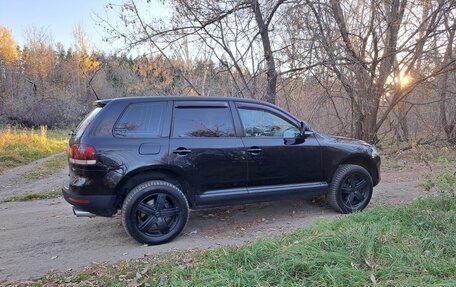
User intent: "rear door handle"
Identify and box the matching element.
[173,147,192,155]
[247,147,263,154]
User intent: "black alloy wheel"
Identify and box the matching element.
[122,180,189,245]
[135,193,182,236]
[327,164,373,213]
[340,172,370,210]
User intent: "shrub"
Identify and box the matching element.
[419,158,456,196]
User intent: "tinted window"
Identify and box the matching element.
[172,107,235,138]
[238,108,300,137]
[114,102,166,138]
[75,107,101,138]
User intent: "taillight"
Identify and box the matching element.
[68,144,97,165]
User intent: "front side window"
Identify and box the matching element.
[172,107,235,138]
[238,108,300,138]
[114,102,166,138]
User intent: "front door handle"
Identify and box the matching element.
[247,147,263,154]
[173,147,192,155]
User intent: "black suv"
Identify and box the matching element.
[63,96,380,245]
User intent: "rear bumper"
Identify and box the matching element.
[62,179,117,217]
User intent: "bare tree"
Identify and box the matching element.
[101,0,296,103]
[439,17,456,143]
[303,0,456,142]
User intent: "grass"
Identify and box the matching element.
[46,129,70,139]
[21,195,455,287]
[0,126,67,173]
[381,143,456,170]
[22,153,68,180]
[2,190,61,203]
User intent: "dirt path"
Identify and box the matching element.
[0,152,67,201]
[0,166,427,282]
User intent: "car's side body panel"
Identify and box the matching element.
[168,137,248,198]
[316,133,381,186]
[194,181,329,208]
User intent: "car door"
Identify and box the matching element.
[235,102,322,189]
[168,100,248,206]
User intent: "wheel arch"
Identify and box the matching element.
[114,165,194,208]
[331,155,380,186]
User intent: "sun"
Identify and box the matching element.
[398,73,412,88]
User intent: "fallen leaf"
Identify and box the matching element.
[127,278,138,287]
[141,268,149,275]
[370,274,377,284]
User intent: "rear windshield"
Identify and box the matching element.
[75,107,101,138]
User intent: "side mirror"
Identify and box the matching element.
[300,121,314,138]
[284,122,313,145]
[303,130,314,137]
[300,121,305,134]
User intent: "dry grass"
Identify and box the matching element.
[0,126,67,173]
[2,190,61,202]
[22,153,68,180]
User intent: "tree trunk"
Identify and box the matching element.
[252,0,277,104]
[439,22,456,144]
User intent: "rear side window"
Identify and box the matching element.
[75,107,101,138]
[172,107,235,138]
[114,102,166,138]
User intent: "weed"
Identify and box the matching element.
[0,126,67,172]
[2,191,61,202]
[419,158,456,196]
[22,153,67,180]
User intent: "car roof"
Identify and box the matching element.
[96,96,270,106]
[95,95,302,124]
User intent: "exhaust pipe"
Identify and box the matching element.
[72,207,96,218]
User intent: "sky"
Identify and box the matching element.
[0,0,169,53]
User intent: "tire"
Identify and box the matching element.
[122,180,189,245]
[327,164,373,213]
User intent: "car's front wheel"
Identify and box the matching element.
[122,180,189,245]
[327,164,373,213]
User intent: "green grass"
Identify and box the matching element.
[22,153,68,180]
[2,190,61,202]
[23,195,456,287]
[0,126,67,172]
[46,129,70,139]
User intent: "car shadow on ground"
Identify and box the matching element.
[103,196,335,245]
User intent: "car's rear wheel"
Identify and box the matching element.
[327,164,373,213]
[122,180,189,245]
